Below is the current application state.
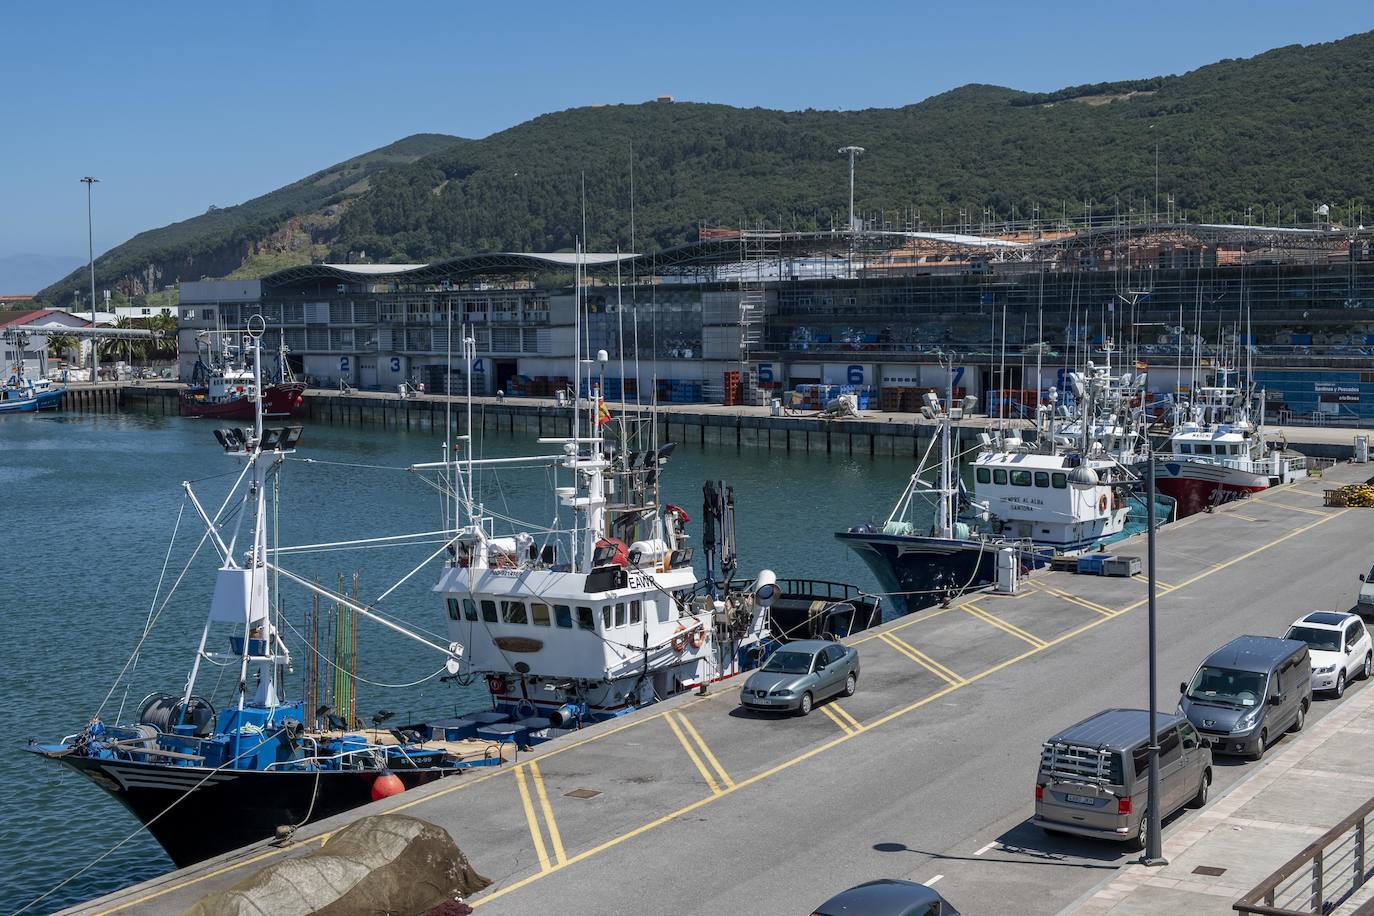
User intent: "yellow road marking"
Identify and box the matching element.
[851,604,957,645]
[1041,585,1117,618]
[1131,574,1177,592]
[962,602,1047,648]
[102,503,1354,916]
[819,705,854,735]
[514,763,552,872]
[878,632,964,686]
[1227,511,1260,521]
[1262,500,1328,517]
[528,761,566,866]
[674,712,734,790]
[829,701,862,732]
[665,711,722,794]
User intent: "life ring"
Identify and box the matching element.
[690,628,706,649]
[486,674,508,695]
[1098,494,1108,512]
[671,624,689,654]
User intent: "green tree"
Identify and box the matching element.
[47,333,78,361]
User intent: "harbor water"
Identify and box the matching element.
[2,407,921,912]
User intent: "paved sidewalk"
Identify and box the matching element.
[1067,679,1374,915]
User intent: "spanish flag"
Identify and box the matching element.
[596,397,612,427]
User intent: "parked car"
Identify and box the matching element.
[1034,709,1211,851]
[1358,565,1374,614]
[1178,636,1312,760]
[811,879,959,916]
[1284,611,1372,697]
[740,639,858,716]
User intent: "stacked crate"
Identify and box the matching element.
[723,370,742,406]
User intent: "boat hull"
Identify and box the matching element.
[0,387,65,412]
[179,383,306,419]
[1152,459,1268,517]
[834,531,1006,616]
[41,751,459,867]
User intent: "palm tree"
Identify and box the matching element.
[98,317,150,365]
[47,333,78,363]
[148,311,178,361]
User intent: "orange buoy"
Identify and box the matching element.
[371,772,405,801]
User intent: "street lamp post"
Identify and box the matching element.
[80,176,99,382]
[1143,438,1168,866]
[838,146,864,231]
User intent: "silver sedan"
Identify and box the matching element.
[739,639,859,716]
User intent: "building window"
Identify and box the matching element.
[201,309,213,320]
[531,602,551,626]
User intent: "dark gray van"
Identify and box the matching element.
[1178,635,1312,760]
[1034,709,1212,850]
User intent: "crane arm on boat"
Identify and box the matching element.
[265,562,463,672]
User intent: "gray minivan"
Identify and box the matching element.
[1034,709,1212,850]
[1178,635,1312,760]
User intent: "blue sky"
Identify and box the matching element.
[3,0,1371,292]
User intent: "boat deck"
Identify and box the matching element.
[63,462,1374,916]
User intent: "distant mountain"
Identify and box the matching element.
[39,30,1374,303]
[37,133,464,304]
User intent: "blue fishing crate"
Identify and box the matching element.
[1076,554,1111,575]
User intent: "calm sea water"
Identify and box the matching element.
[1,407,916,912]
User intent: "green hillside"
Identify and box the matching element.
[38,133,464,304]
[40,30,1374,302]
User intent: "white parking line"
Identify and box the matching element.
[973,842,996,856]
[926,874,945,886]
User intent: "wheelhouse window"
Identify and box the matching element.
[1051,472,1067,489]
[601,605,612,629]
[501,600,528,625]
[1010,470,1031,487]
[446,598,461,621]
[976,467,991,484]
[576,606,595,630]
[554,604,573,628]
[531,602,551,626]
[1034,471,1049,488]
[481,600,498,623]
[463,598,478,621]
[993,469,1008,485]
[630,600,642,625]
[614,603,627,627]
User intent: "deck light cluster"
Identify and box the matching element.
[213,426,304,452]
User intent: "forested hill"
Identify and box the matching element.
[41,30,1374,303]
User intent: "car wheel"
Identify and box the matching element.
[1126,811,1148,852]
[1335,671,1347,699]
[843,673,857,697]
[1292,700,1307,733]
[1251,729,1268,761]
[1363,653,1372,681]
[797,691,813,717]
[1189,770,1211,809]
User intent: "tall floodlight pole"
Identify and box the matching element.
[81,176,100,382]
[838,146,864,231]
[1143,439,1168,866]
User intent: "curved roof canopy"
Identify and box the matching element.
[263,252,635,287]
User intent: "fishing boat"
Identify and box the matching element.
[181,333,305,419]
[838,361,1172,615]
[29,323,482,867]
[424,323,880,724]
[1,373,65,413]
[1151,371,1305,517]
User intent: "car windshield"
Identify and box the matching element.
[1286,625,1341,653]
[762,650,814,674]
[1187,666,1267,707]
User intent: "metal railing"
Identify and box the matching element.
[1235,794,1374,915]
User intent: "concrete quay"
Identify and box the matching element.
[66,463,1374,915]
[107,381,1374,459]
